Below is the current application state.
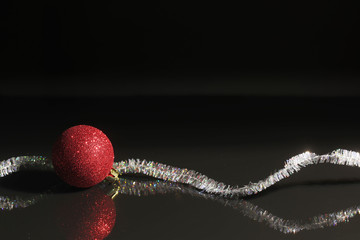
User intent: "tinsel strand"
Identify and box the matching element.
[1,152,360,234]
[1,149,360,197]
[113,149,360,197]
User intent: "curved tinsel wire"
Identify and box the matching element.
[113,149,360,197]
[1,149,360,197]
[0,156,51,178]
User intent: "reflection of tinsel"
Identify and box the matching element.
[1,170,360,234]
[109,178,360,234]
[224,199,360,234]
[0,195,43,211]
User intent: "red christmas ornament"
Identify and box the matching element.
[52,125,114,188]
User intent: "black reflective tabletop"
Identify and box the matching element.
[1,96,360,239]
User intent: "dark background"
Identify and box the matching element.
[6,1,358,74]
[1,1,360,95]
[2,1,360,240]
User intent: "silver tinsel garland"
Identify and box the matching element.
[1,149,360,233]
[1,149,360,197]
[113,149,360,197]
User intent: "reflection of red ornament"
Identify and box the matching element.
[58,187,116,240]
[52,125,114,188]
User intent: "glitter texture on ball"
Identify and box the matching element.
[52,125,114,188]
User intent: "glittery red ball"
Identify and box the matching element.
[52,125,114,188]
